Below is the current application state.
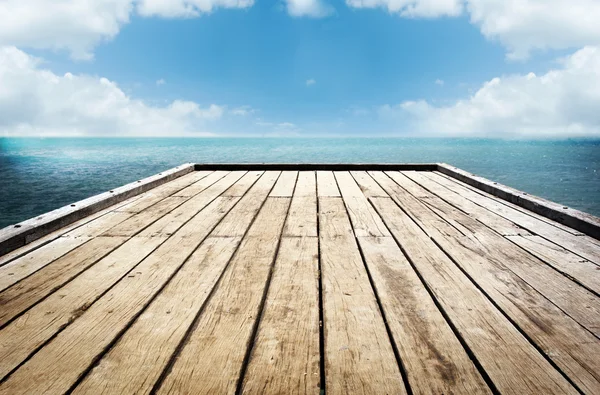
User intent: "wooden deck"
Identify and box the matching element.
[1,167,599,394]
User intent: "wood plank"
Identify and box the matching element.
[0,195,246,393]
[0,164,195,256]
[402,171,530,236]
[371,172,600,394]
[390,171,600,338]
[241,237,320,394]
[136,171,247,237]
[100,196,189,237]
[0,236,126,327]
[269,171,298,197]
[72,171,279,395]
[318,197,405,394]
[507,235,600,295]
[155,197,290,395]
[316,171,340,197]
[295,171,317,197]
[171,170,229,197]
[334,171,390,237]
[73,237,241,395]
[223,171,263,197]
[423,171,600,264]
[0,236,165,381]
[369,195,578,394]
[350,171,388,197]
[284,171,317,237]
[211,171,281,237]
[434,171,583,236]
[357,236,491,394]
[0,193,143,268]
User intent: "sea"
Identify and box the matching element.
[1,137,599,229]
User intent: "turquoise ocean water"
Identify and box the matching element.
[0,138,599,229]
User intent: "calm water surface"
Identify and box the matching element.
[1,138,599,228]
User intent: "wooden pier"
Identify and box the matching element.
[0,164,599,394]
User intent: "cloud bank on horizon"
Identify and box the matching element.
[0,0,599,137]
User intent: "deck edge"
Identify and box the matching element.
[437,163,600,239]
[0,163,195,256]
[194,163,439,171]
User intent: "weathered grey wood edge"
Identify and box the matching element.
[194,163,438,171]
[0,163,195,256]
[437,163,600,240]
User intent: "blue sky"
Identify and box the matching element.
[1,0,600,137]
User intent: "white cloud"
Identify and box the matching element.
[0,0,254,60]
[156,78,166,86]
[386,46,600,137]
[306,78,316,86]
[286,0,333,18]
[136,0,254,18]
[346,0,600,59]
[0,46,223,136]
[345,0,463,18]
[435,79,444,85]
[231,105,255,116]
[466,0,600,60]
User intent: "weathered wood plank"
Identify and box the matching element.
[72,172,278,395]
[369,195,578,394]
[433,171,583,236]
[316,171,340,197]
[241,237,320,394]
[0,236,126,327]
[334,171,390,237]
[73,237,241,395]
[0,236,164,381]
[350,171,388,197]
[136,171,247,237]
[318,197,405,394]
[507,235,600,295]
[222,171,263,197]
[211,172,281,237]
[171,170,229,197]
[437,163,600,238]
[283,170,317,238]
[425,170,600,263]
[295,171,317,197]
[0,164,196,256]
[391,171,600,337]
[155,197,290,395]
[357,236,491,394]
[269,171,298,197]
[371,172,600,394]
[0,195,247,394]
[402,171,530,236]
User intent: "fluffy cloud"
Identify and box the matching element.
[386,46,600,137]
[345,0,462,18]
[0,46,223,136]
[346,0,600,59]
[0,0,254,60]
[306,78,316,86]
[286,0,333,18]
[136,0,254,18]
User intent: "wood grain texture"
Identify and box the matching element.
[242,237,320,394]
[507,235,600,295]
[357,236,491,394]
[295,171,317,197]
[0,236,125,327]
[370,196,578,394]
[269,170,298,197]
[425,170,600,263]
[316,171,340,197]
[391,171,600,337]
[156,198,290,395]
[319,197,406,395]
[73,237,241,395]
[371,172,600,394]
[334,171,390,237]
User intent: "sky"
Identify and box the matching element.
[0,0,600,138]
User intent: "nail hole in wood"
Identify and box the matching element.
[14,224,21,228]
[71,204,76,207]
[563,206,568,209]
[110,190,114,193]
